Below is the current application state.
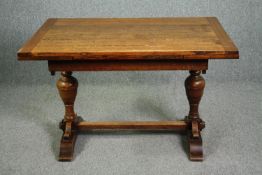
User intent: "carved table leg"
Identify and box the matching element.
[57,71,80,161]
[185,70,206,161]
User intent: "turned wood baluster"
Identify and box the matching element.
[56,71,80,161]
[185,70,205,119]
[185,70,205,125]
[57,71,78,139]
[185,70,206,161]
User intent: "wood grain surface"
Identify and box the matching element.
[18,17,239,60]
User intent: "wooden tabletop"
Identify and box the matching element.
[18,17,239,61]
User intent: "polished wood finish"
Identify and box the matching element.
[17,17,239,162]
[185,71,206,161]
[56,71,79,161]
[18,17,238,61]
[77,121,187,131]
[48,60,208,72]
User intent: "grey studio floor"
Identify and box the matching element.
[0,71,261,175]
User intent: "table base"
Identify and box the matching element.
[56,70,206,161]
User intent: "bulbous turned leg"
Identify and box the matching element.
[57,71,80,161]
[185,70,206,161]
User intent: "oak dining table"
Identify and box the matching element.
[17,17,239,161]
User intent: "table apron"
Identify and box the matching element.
[48,60,208,71]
